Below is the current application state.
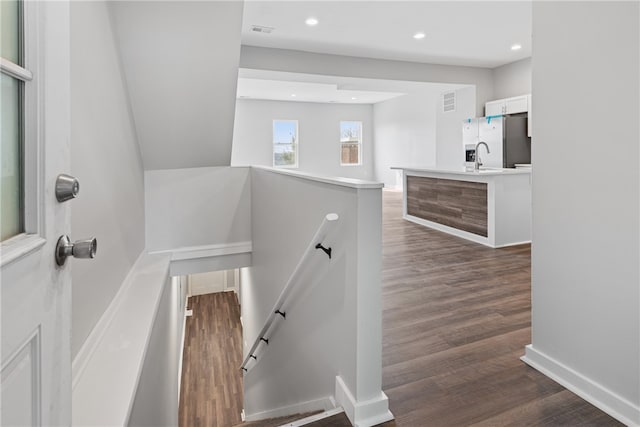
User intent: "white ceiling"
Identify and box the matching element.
[236,69,468,104]
[237,78,406,104]
[242,1,532,68]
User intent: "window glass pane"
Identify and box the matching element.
[1,73,24,240]
[0,0,21,65]
[273,120,298,167]
[341,143,359,164]
[340,121,362,165]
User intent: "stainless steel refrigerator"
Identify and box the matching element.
[462,115,531,168]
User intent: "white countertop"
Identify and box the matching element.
[391,166,531,176]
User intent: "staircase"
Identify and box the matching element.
[233,412,317,427]
[179,291,351,427]
[235,408,351,427]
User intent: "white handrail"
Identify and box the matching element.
[240,212,340,374]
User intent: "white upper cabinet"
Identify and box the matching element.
[485,94,530,116]
[485,100,504,116]
[505,96,529,114]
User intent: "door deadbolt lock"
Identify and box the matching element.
[55,174,80,202]
[55,235,97,266]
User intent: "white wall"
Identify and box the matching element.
[188,269,237,296]
[129,276,187,427]
[373,86,476,187]
[241,46,494,114]
[109,1,243,170]
[373,92,437,187]
[526,2,639,425]
[491,57,531,102]
[70,1,145,359]
[144,167,251,252]
[435,86,477,170]
[232,100,374,180]
[241,168,390,425]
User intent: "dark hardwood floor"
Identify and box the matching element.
[377,189,620,427]
[179,190,621,427]
[179,292,244,427]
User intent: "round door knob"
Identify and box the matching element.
[55,235,97,266]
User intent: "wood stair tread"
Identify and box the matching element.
[232,411,321,427]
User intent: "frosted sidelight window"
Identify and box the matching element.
[1,0,21,64]
[273,120,298,168]
[340,121,362,166]
[1,0,25,241]
[1,74,24,240]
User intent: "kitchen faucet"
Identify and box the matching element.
[475,141,490,171]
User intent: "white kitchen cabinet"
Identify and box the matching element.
[506,96,529,114]
[485,94,530,116]
[485,100,504,116]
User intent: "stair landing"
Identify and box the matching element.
[235,411,354,427]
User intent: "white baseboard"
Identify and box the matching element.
[494,240,532,248]
[244,396,336,422]
[334,376,394,427]
[522,345,640,427]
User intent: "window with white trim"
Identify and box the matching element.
[273,120,298,168]
[1,0,27,241]
[0,0,40,253]
[340,121,362,166]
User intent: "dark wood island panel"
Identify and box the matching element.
[406,175,488,237]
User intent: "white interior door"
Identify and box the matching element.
[1,1,72,425]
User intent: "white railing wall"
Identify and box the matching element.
[241,166,392,426]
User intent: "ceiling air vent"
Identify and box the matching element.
[442,91,456,113]
[251,25,274,34]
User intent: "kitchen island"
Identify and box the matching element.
[392,166,531,248]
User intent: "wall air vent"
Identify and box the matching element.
[442,91,456,113]
[251,25,274,34]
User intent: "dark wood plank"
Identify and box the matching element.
[406,175,488,237]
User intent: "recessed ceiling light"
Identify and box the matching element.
[351,97,357,100]
[291,94,296,97]
[305,17,319,26]
[511,44,522,51]
[413,32,426,40]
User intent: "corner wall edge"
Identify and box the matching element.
[335,376,394,427]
